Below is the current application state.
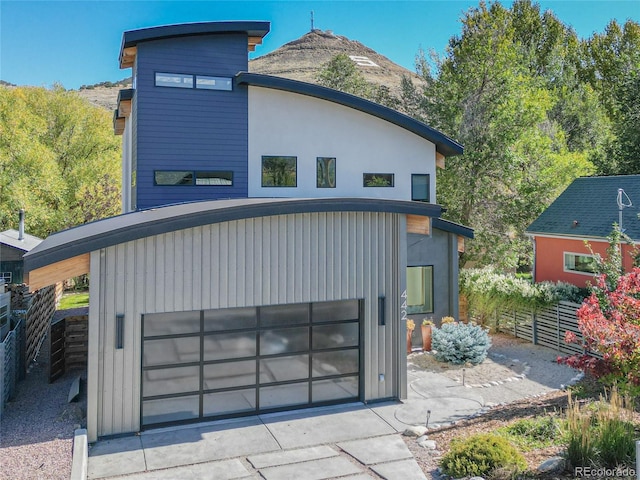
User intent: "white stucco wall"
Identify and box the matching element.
[248,87,437,201]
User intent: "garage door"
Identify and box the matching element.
[141,299,362,428]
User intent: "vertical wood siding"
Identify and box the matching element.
[88,211,404,439]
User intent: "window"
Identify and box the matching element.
[195,76,232,91]
[195,171,233,186]
[406,266,433,314]
[154,171,233,186]
[317,157,336,188]
[564,253,597,275]
[262,156,297,187]
[363,173,394,187]
[411,174,430,202]
[155,73,193,88]
[154,171,193,186]
[0,273,10,284]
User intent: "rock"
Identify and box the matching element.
[403,425,428,437]
[469,477,485,480]
[416,435,429,443]
[537,457,565,474]
[418,439,437,450]
[56,403,85,423]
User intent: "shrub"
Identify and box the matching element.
[460,267,584,325]
[498,416,563,450]
[560,268,640,394]
[432,322,492,365]
[440,433,527,478]
[563,388,638,469]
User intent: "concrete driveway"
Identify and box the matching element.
[87,342,580,480]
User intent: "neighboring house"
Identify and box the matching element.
[24,21,472,442]
[0,211,42,285]
[527,175,640,288]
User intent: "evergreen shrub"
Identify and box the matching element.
[432,322,491,365]
[440,433,527,478]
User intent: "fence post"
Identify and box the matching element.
[532,311,538,345]
[513,310,517,338]
[556,303,561,351]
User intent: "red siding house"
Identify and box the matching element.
[526,175,640,288]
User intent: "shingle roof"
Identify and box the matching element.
[526,175,640,241]
[0,229,42,253]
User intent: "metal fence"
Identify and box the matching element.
[491,301,588,355]
[0,316,25,417]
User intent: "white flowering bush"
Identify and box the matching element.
[460,268,584,323]
[432,322,492,365]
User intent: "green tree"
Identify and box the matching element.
[580,20,640,174]
[0,86,121,237]
[316,53,401,110]
[417,1,597,269]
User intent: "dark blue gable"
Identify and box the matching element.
[133,33,249,210]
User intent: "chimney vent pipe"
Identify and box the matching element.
[18,209,25,241]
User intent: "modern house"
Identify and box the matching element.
[527,175,640,288]
[23,21,472,442]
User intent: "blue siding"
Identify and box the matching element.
[134,34,249,209]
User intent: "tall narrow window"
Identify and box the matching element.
[411,174,430,202]
[406,266,433,314]
[316,157,336,188]
[262,156,297,187]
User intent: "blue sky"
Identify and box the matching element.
[1,0,638,90]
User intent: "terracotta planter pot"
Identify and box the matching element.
[421,325,432,352]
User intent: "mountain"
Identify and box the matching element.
[67,30,422,111]
[249,29,423,99]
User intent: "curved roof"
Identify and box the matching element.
[236,73,464,158]
[24,197,444,272]
[119,21,271,68]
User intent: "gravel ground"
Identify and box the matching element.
[0,335,87,480]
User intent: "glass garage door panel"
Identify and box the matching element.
[143,365,200,397]
[260,382,309,409]
[312,323,359,349]
[204,307,256,331]
[144,336,200,367]
[312,376,359,403]
[260,303,309,327]
[312,350,359,377]
[260,327,309,355]
[143,395,199,425]
[203,389,256,416]
[260,355,309,383]
[203,360,256,389]
[203,332,257,361]
[144,311,200,336]
[312,300,359,323]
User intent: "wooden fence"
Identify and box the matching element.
[491,301,587,355]
[25,285,56,365]
[0,317,25,417]
[49,309,89,383]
